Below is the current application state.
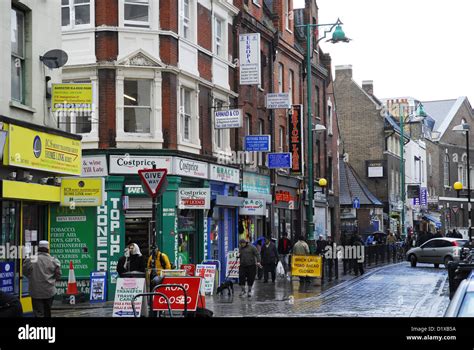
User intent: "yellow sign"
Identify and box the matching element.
[52,84,93,111]
[6,124,81,175]
[291,255,322,277]
[60,178,104,207]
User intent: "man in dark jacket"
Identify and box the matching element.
[261,237,279,283]
[238,239,261,297]
[278,233,292,278]
[351,234,365,276]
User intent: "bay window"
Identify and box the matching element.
[124,0,149,28]
[62,0,91,28]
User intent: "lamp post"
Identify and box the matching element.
[452,122,472,243]
[296,18,349,240]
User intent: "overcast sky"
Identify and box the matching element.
[294,0,474,104]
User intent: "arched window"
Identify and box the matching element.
[444,154,450,187]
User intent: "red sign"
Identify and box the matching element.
[289,105,303,175]
[275,191,294,204]
[182,199,205,206]
[152,277,202,311]
[181,264,196,276]
[138,168,167,198]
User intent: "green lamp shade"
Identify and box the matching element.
[332,25,346,42]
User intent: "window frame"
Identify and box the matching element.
[61,0,93,30]
[288,69,294,105]
[278,63,284,93]
[123,79,153,134]
[181,0,193,41]
[180,86,193,142]
[279,126,285,152]
[214,16,224,58]
[123,0,150,28]
[444,153,450,187]
[11,7,25,104]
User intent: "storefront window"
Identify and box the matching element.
[1,201,19,295]
[178,209,196,264]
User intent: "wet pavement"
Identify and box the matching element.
[52,262,451,317]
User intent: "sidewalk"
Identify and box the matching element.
[51,260,398,317]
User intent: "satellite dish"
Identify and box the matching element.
[40,49,68,69]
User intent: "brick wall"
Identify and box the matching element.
[160,36,178,66]
[98,69,116,149]
[198,52,212,82]
[162,72,178,149]
[160,0,178,32]
[199,85,213,156]
[197,3,212,51]
[95,32,118,61]
[95,0,118,26]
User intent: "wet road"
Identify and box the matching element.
[207,263,451,317]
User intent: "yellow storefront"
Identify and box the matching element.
[0,116,81,313]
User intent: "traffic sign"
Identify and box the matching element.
[138,168,167,198]
[353,197,360,209]
[152,277,202,311]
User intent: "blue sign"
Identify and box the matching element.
[353,197,361,209]
[267,153,292,169]
[245,135,271,152]
[0,262,15,294]
[413,187,428,207]
[90,271,107,303]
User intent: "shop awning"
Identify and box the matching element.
[2,180,60,202]
[423,214,442,228]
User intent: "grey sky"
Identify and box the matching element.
[294,0,474,104]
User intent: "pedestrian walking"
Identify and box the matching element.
[238,239,261,297]
[117,243,146,277]
[386,232,397,262]
[22,240,61,317]
[261,237,279,283]
[278,233,292,278]
[351,234,365,276]
[292,236,311,284]
[316,235,328,255]
[255,239,263,280]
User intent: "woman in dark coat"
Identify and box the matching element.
[117,243,146,277]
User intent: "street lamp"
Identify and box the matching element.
[296,18,350,240]
[452,122,472,243]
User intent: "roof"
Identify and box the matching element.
[422,97,466,136]
[339,160,383,207]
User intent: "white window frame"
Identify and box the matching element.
[279,126,284,152]
[123,0,150,28]
[252,0,261,6]
[11,7,25,104]
[177,79,200,152]
[214,16,224,58]
[61,0,94,30]
[284,0,291,31]
[444,154,450,187]
[123,79,152,134]
[181,0,195,41]
[278,63,284,93]
[212,96,231,156]
[180,87,192,142]
[289,69,294,106]
[245,114,251,136]
[258,119,264,135]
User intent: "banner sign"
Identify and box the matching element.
[152,277,202,311]
[291,255,322,277]
[215,109,242,129]
[267,153,292,169]
[239,198,265,216]
[266,93,291,109]
[6,124,81,175]
[196,264,217,295]
[60,177,105,207]
[52,83,93,112]
[178,188,211,209]
[90,271,107,303]
[209,164,240,184]
[109,155,172,174]
[245,135,271,152]
[113,278,146,317]
[82,155,108,177]
[289,105,303,175]
[239,33,261,85]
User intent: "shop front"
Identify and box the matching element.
[274,175,300,241]
[0,116,82,312]
[241,172,272,242]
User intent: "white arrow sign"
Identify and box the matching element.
[138,168,168,198]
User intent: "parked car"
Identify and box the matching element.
[445,271,474,317]
[406,238,468,268]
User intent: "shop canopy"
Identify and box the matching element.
[423,214,442,228]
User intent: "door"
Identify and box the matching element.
[418,240,438,263]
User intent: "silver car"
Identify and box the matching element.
[445,272,474,317]
[406,238,468,268]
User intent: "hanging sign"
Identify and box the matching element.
[289,105,303,175]
[239,33,261,85]
[215,109,243,129]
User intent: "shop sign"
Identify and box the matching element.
[50,205,96,279]
[239,198,265,216]
[242,172,271,195]
[267,153,292,169]
[266,93,291,109]
[367,160,385,178]
[90,271,107,303]
[196,264,216,295]
[60,177,105,207]
[245,135,271,152]
[109,155,172,174]
[52,83,93,112]
[215,109,242,129]
[289,105,303,175]
[291,255,322,277]
[275,191,295,204]
[209,164,240,184]
[178,188,211,209]
[124,185,146,197]
[152,277,202,311]
[173,157,208,179]
[239,33,261,85]
[113,278,146,317]
[0,262,14,294]
[6,124,81,175]
[82,155,108,177]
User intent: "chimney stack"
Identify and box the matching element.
[362,80,374,96]
[335,65,353,79]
